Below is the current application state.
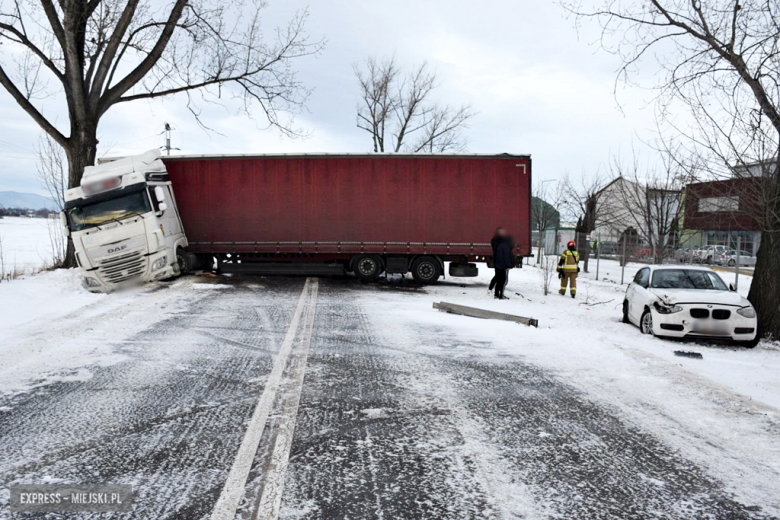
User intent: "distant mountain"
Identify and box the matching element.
[0,191,58,210]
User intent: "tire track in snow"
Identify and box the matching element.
[0,277,304,519]
[276,279,498,519]
[210,278,317,520]
[403,323,771,519]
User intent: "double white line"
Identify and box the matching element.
[211,278,319,520]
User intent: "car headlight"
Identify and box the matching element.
[83,277,101,288]
[653,302,683,314]
[737,306,756,318]
[152,256,168,271]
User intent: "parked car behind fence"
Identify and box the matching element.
[716,250,756,267]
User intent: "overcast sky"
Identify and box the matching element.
[0,0,663,196]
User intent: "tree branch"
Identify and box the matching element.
[0,64,67,146]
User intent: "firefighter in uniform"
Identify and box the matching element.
[557,240,580,298]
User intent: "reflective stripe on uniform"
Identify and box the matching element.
[560,250,579,271]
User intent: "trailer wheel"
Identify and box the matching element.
[412,256,441,284]
[354,254,382,282]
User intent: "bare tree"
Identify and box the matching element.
[607,149,689,264]
[355,56,475,153]
[36,133,68,267]
[563,0,780,342]
[539,256,558,296]
[36,133,67,212]
[560,172,607,272]
[531,182,561,264]
[0,1,322,190]
[0,1,322,266]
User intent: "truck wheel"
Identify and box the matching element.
[199,255,214,272]
[175,247,185,275]
[412,256,441,284]
[354,254,382,282]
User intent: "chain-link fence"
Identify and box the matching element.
[538,228,701,268]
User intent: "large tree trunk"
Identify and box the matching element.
[748,230,780,342]
[62,124,98,268]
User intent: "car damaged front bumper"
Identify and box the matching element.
[649,303,757,341]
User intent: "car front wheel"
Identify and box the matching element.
[735,337,760,348]
[622,300,630,324]
[640,309,654,335]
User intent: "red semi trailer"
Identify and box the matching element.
[64,151,530,291]
[164,153,532,283]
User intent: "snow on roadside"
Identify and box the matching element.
[0,269,203,397]
[0,268,102,332]
[361,261,780,515]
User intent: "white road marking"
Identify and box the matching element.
[254,278,319,519]
[210,278,314,520]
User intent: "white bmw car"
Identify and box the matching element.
[622,265,759,347]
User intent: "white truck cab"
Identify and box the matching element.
[63,149,188,292]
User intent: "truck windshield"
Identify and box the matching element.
[68,190,151,231]
[651,269,728,290]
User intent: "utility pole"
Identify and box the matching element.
[161,123,180,156]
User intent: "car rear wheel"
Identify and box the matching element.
[640,309,654,335]
[622,300,630,324]
[728,259,736,267]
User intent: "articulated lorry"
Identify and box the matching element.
[63,150,531,292]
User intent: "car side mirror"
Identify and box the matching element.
[154,186,166,203]
[729,283,736,292]
[60,211,70,237]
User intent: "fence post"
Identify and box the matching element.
[620,236,627,285]
[595,232,601,281]
[735,236,740,291]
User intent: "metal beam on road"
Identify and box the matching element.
[433,302,539,327]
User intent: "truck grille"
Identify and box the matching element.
[99,251,145,283]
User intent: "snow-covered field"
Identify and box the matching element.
[0,216,61,275]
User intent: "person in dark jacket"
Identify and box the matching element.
[489,227,507,292]
[494,235,515,299]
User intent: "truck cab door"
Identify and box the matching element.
[151,185,184,241]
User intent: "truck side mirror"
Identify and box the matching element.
[158,202,168,212]
[60,211,70,237]
[154,186,166,203]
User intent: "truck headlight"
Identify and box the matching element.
[152,256,168,271]
[653,302,683,314]
[737,306,756,318]
[83,277,101,288]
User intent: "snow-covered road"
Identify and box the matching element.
[0,265,779,519]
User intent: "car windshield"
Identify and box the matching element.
[68,190,151,231]
[651,269,729,290]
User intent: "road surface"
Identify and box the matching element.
[0,276,774,519]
